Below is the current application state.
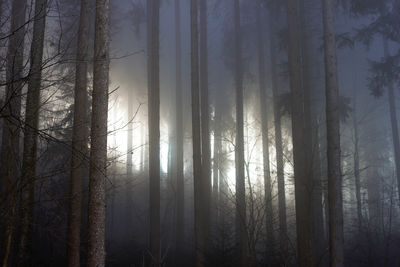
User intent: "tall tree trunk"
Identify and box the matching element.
[255,4,273,254]
[0,0,26,201]
[267,4,288,259]
[126,87,134,227]
[67,0,90,265]
[174,0,185,259]
[383,39,400,207]
[286,0,315,265]
[1,0,26,265]
[212,109,221,218]
[299,0,325,262]
[352,97,362,232]
[233,0,247,265]
[87,0,110,265]
[200,0,211,250]
[147,0,160,265]
[18,0,47,265]
[322,0,344,265]
[191,0,205,266]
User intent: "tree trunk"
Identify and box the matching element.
[18,0,47,265]
[322,0,344,265]
[233,0,247,265]
[126,87,134,227]
[200,0,211,250]
[352,98,362,232]
[256,4,274,254]
[299,0,325,262]
[286,0,315,265]
[86,0,110,265]
[0,0,26,201]
[191,0,205,266]
[267,3,288,259]
[174,0,185,259]
[147,0,160,265]
[383,39,400,208]
[67,0,90,265]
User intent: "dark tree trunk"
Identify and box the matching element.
[147,0,161,265]
[233,0,247,265]
[174,0,185,259]
[200,0,211,249]
[86,0,110,265]
[352,98,362,232]
[286,0,315,265]
[0,0,26,201]
[383,39,400,208]
[191,0,205,265]
[322,0,344,265]
[255,4,274,254]
[18,0,47,265]
[67,0,90,265]
[267,3,288,259]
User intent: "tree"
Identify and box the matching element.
[285,0,315,265]
[18,0,48,265]
[322,0,345,265]
[86,0,110,265]
[0,0,26,265]
[233,0,247,265]
[0,0,26,199]
[147,0,161,265]
[174,0,185,259]
[267,2,288,259]
[191,0,205,265]
[200,0,211,249]
[255,2,274,255]
[66,0,91,265]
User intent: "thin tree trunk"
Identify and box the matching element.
[147,0,160,265]
[174,0,185,259]
[67,0,90,265]
[286,0,315,265]
[126,87,134,227]
[18,0,47,265]
[352,97,362,232]
[191,0,205,266]
[233,0,247,265]
[267,3,288,259]
[86,0,110,265]
[255,4,274,254]
[322,0,344,265]
[200,0,211,250]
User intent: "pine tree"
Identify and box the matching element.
[86,0,110,265]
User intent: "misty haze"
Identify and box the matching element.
[0,0,398,266]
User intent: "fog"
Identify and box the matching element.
[0,0,399,266]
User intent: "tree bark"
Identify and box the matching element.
[191,0,205,266]
[147,0,160,265]
[18,0,47,265]
[383,39,400,208]
[256,4,274,254]
[67,0,90,265]
[233,0,247,265]
[352,98,362,232]
[286,0,315,265]
[174,0,185,259]
[322,0,344,265]
[86,0,110,265]
[267,4,288,259]
[0,0,26,201]
[200,0,211,250]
